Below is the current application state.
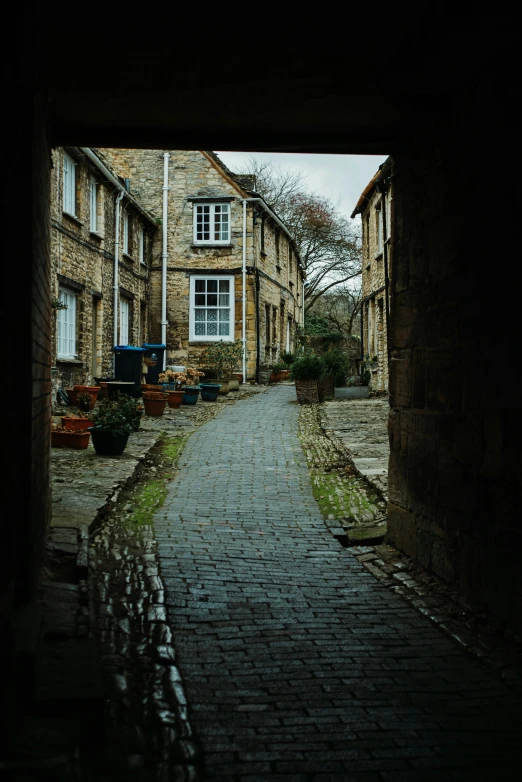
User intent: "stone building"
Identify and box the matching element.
[351,157,393,392]
[97,149,304,381]
[50,147,157,395]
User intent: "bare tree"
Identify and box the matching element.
[307,281,362,336]
[233,157,362,312]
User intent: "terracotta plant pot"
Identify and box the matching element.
[142,391,168,416]
[65,388,78,405]
[61,416,93,431]
[51,430,90,449]
[166,390,185,409]
[141,383,163,393]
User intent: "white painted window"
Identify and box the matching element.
[120,298,130,345]
[139,226,145,264]
[63,153,76,216]
[123,211,130,255]
[89,178,98,232]
[193,203,230,244]
[57,287,77,359]
[189,275,234,341]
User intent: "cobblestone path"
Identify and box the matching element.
[155,385,522,781]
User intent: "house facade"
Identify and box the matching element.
[97,149,305,381]
[50,147,157,397]
[351,157,393,392]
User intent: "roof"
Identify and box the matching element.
[350,156,393,219]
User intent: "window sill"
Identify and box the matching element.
[62,212,83,227]
[260,250,267,257]
[123,253,134,262]
[188,338,234,344]
[374,252,383,260]
[191,243,233,249]
[366,263,371,270]
[57,357,82,364]
[276,266,281,274]
[90,231,104,240]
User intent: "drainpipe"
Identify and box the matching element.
[255,269,261,380]
[161,152,170,370]
[113,191,124,374]
[360,299,364,375]
[242,199,247,383]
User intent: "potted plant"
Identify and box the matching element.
[61,409,93,431]
[289,352,325,404]
[199,382,222,402]
[77,390,96,411]
[269,363,287,383]
[142,390,169,416]
[87,394,139,455]
[257,364,272,385]
[204,340,243,391]
[51,422,90,450]
[321,348,350,398]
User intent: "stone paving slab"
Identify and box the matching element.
[321,398,390,501]
[153,386,522,779]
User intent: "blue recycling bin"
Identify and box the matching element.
[142,343,166,384]
[112,345,146,397]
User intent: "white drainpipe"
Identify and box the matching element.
[113,191,124,374]
[242,199,247,383]
[161,152,170,369]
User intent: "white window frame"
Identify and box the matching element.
[123,210,130,255]
[57,287,77,359]
[120,298,130,345]
[89,178,98,232]
[63,153,76,216]
[139,225,145,265]
[189,275,235,342]
[193,202,231,245]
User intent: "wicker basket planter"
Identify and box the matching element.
[294,378,324,405]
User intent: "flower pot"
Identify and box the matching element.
[166,390,185,409]
[141,383,163,393]
[269,371,282,383]
[294,378,324,404]
[182,386,200,405]
[51,430,90,449]
[73,385,100,401]
[218,380,229,395]
[257,370,271,385]
[61,416,94,431]
[225,375,240,391]
[65,388,79,406]
[88,427,129,456]
[199,383,221,402]
[142,391,168,416]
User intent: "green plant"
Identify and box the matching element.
[321,347,350,387]
[204,340,244,379]
[51,297,68,311]
[90,393,140,435]
[271,362,287,373]
[281,351,295,365]
[289,353,325,381]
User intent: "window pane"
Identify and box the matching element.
[207,323,218,335]
[195,294,205,306]
[220,309,230,322]
[195,280,206,292]
[207,309,217,322]
[219,323,230,336]
[207,294,217,306]
[194,309,205,321]
[195,323,205,335]
[218,294,229,306]
[219,280,229,292]
[207,280,217,292]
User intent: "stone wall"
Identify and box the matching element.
[98,150,303,380]
[50,149,155,398]
[358,168,392,392]
[386,81,522,631]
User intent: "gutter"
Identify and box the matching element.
[80,148,157,226]
[113,191,124,372]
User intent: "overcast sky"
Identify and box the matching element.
[214,151,389,222]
